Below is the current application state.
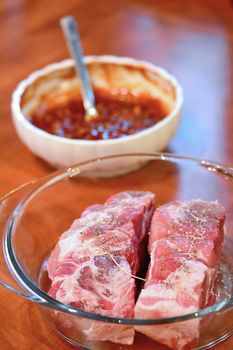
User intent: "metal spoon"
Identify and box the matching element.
[60,16,98,122]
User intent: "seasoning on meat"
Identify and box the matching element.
[135,200,225,350]
[47,191,155,345]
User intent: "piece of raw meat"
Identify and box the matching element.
[135,200,225,350]
[47,191,155,345]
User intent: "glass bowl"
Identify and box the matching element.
[1,153,233,350]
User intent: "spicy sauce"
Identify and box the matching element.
[29,90,168,140]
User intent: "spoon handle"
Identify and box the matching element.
[60,16,97,117]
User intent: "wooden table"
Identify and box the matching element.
[0,0,233,349]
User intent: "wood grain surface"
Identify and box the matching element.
[0,0,233,349]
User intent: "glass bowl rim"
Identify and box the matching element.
[3,152,233,325]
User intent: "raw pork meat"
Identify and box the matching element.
[47,191,155,345]
[135,200,225,350]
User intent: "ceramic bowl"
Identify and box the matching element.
[11,56,183,175]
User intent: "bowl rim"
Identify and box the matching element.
[11,55,183,145]
[3,152,233,325]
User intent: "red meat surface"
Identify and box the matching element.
[135,200,225,350]
[47,191,155,345]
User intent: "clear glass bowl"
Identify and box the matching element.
[1,153,233,350]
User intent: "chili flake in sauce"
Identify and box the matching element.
[29,90,168,140]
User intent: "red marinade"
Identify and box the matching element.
[29,90,168,140]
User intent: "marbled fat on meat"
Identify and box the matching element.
[47,191,155,345]
[135,200,225,350]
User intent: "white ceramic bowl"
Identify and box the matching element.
[11,56,183,175]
